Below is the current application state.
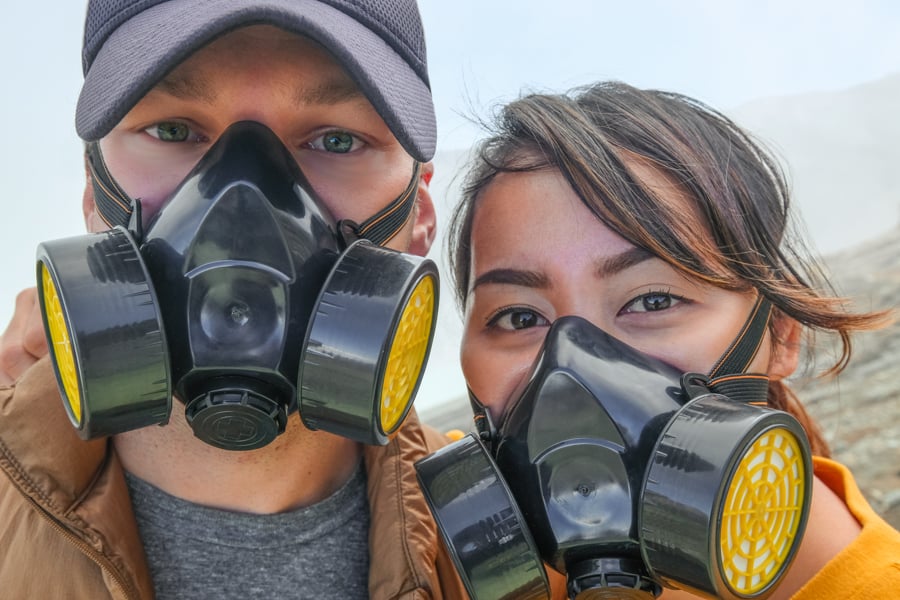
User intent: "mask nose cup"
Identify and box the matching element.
[36,227,171,439]
[640,394,812,599]
[415,434,551,600]
[298,239,439,445]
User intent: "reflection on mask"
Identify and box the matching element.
[416,316,811,600]
[37,122,438,450]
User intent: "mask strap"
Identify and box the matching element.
[354,162,422,246]
[88,142,421,246]
[707,295,773,405]
[86,141,135,229]
[467,389,497,448]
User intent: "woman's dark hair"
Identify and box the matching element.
[448,81,892,456]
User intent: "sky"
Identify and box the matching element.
[1,1,898,409]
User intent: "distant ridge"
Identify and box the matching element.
[730,72,900,254]
[797,225,900,528]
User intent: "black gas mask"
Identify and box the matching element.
[416,300,812,600]
[37,122,438,450]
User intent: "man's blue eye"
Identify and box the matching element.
[322,131,354,153]
[154,122,190,142]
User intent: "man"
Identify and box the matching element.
[0,1,466,598]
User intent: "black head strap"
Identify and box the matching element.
[468,389,498,452]
[88,141,421,248]
[707,295,773,404]
[353,161,422,246]
[86,141,135,228]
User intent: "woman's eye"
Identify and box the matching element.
[144,122,204,143]
[308,130,363,154]
[488,308,549,331]
[621,291,683,314]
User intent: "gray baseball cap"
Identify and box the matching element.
[77,0,437,161]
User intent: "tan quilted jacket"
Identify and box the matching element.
[0,358,467,599]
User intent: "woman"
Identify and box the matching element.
[436,82,900,599]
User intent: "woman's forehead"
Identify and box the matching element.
[470,169,633,263]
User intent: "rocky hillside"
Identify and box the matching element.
[795,225,900,527]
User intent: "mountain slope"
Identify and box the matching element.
[730,73,900,254]
[796,225,900,527]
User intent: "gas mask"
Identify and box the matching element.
[416,300,812,600]
[36,122,438,450]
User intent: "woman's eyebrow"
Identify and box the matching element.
[471,248,654,292]
[595,247,654,278]
[470,268,549,292]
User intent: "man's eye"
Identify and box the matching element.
[309,130,361,154]
[144,122,201,143]
[488,308,549,331]
[621,291,683,314]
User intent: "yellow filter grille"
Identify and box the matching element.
[379,275,435,434]
[719,427,806,595]
[40,263,83,425]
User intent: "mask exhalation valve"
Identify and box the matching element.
[185,386,288,451]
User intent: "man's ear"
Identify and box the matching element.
[768,313,802,381]
[407,161,436,257]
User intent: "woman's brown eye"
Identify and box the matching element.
[489,308,549,331]
[642,293,672,311]
[621,291,684,315]
[509,311,540,329]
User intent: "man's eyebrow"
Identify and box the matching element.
[470,268,549,292]
[295,79,364,106]
[595,247,655,278]
[151,74,362,107]
[155,71,217,104]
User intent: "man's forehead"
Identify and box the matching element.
[150,26,365,107]
[152,68,364,108]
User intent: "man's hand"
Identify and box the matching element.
[0,288,48,385]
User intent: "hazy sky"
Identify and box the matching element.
[421,1,900,148]
[1,1,898,407]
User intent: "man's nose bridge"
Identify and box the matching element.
[229,116,294,154]
[209,100,302,153]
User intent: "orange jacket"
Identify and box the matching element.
[0,358,467,599]
[542,459,900,600]
[791,457,900,599]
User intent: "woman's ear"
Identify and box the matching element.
[768,313,802,381]
[407,161,436,257]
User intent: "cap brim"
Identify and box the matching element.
[76,0,436,161]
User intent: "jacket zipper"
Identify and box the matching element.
[22,493,137,599]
